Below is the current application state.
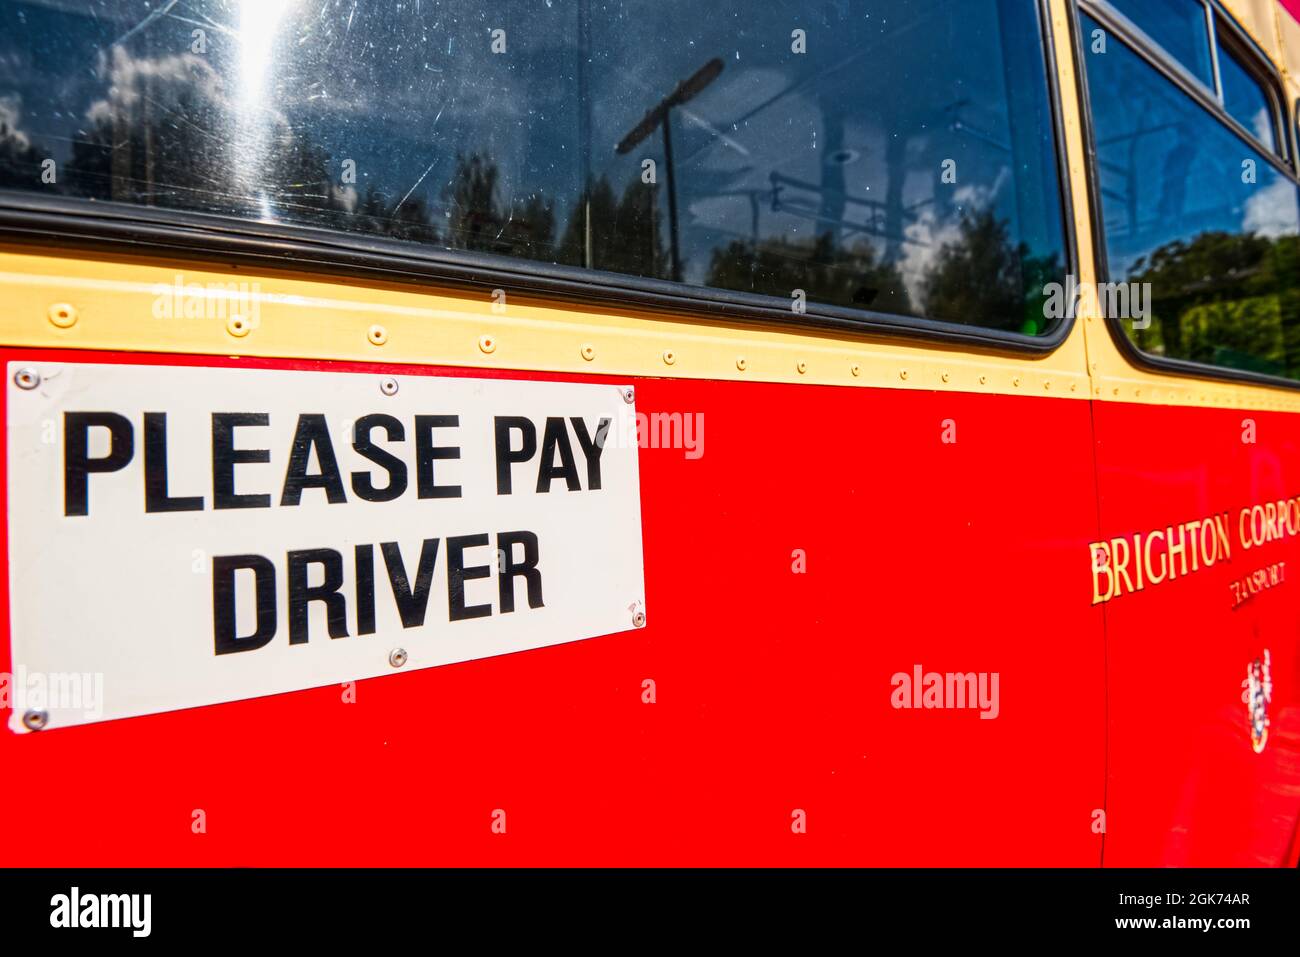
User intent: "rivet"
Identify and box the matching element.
[736,357,748,371]
[13,367,40,390]
[47,302,77,328]
[979,375,987,385]
[22,710,48,731]
[478,334,496,354]
[367,324,388,346]
[632,610,646,628]
[796,361,807,374]
[851,364,861,377]
[940,372,950,383]
[1135,389,1141,397]
[1013,377,1021,387]
[1044,381,1051,391]
[662,349,676,365]
[389,648,408,668]
[580,343,595,361]
[1113,388,1120,396]
[226,315,251,338]
[622,386,635,404]
[379,376,399,397]
[1070,382,1077,392]
[900,369,909,380]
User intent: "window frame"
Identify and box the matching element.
[1073,0,1300,391]
[0,0,1079,356]
[1211,7,1288,163]
[1088,1,1286,162]
[1293,96,1300,167]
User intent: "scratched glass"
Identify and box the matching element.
[0,0,1066,335]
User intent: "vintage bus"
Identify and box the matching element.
[0,0,1298,867]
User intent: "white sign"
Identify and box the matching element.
[5,361,645,731]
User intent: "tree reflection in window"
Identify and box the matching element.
[1082,14,1300,379]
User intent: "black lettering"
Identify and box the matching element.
[212,413,271,509]
[495,416,536,494]
[569,417,611,491]
[63,411,133,516]
[381,539,441,628]
[287,548,348,643]
[355,543,376,636]
[212,554,276,654]
[281,414,347,506]
[414,415,461,499]
[447,534,492,621]
[536,416,581,492]
[497,530,544,613]
[351,414,408,503]
[144,412,204,512]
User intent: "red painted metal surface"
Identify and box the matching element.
[6,348,1300,865]
[0,348,1112,865]
[1092,400,1300,866]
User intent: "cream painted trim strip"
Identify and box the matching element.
[0,247,1093,400]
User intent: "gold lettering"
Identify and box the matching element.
[1090,542,1114,605]
[1185,519,1202,572]
[1111,536,1135,594]
[1198,519,1217,567]
[1166,524,1188,578]
[1143,529,1167,585]
[1133,533,1145,589]
[1214,512,1232,562]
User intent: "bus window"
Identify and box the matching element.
[1080,12,1300,380]
[1216,27,1280,154]
[0,0,1067,338]
[1105,0,1216,89]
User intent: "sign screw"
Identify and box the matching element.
[389,648,408,668]
[379,376,399,396]
[22,710,48,731]
[632,610,646,628]
[622,386,635,404]
[13,368,40,390]
[368,324,388,346]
